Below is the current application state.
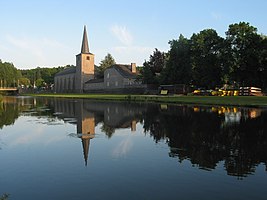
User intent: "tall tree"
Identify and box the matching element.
[141,48,165,84]
[226,22,262,87]
[259,35,267,89]
[190,29,224,89]
[0,60,21,87]
[96,53,116,78]
[161,34,192,84]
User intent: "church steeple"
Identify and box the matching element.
[81,25,89,53]
[75,25,95,92]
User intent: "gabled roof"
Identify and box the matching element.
[55,66,76,77]
[109,64,137,78]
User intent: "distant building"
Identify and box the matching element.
[54,26,144,94]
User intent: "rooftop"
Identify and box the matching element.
[110,64,138,78]
[55,66,76,77]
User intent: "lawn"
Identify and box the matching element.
[27,93,267,107]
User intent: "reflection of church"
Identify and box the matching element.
[52,99,143,165]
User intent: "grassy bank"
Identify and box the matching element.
[26,93,267,107]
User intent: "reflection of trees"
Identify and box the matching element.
[101,123,115,138]
[142,104,267,178]
[0,193,9,200]
[0,97,55,130]
[0,101,20,129]
[1,97,267,178]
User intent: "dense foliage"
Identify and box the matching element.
[0,61,66,88]
[0,60,21,87]
[20,66,67,88]
[141,22,267,90]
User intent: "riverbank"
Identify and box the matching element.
[25,93,267,107]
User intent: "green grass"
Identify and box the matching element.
[26,93,267,107]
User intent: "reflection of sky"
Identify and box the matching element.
[112,136,133,158]
[1,107,267,200]
[0,115,75,148]
[224,112,241,124]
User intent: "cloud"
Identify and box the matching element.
[113,46,153,53]
[4,35,71,68]
[211,12,222,20]
[111,45,154,66]
[7,35,46,61]
[11,126,45,146]
[112,136,133,158]
[110,25,133,46]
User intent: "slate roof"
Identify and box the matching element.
[110,64,137,78]
[85,78,104,84]
[55,66,76,77]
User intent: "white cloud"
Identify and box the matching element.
[3,35,72,68]
[112,136,133,158]
[111,45,154,66]
[11,126,45,146]
[110,25,133,46]
[113,46,153,53]
[211,12,222,20]
[7,35,45,61]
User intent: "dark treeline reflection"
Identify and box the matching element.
[142,105,267,178]
[1,97,267,178]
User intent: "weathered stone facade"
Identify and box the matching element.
[84,63,145,93]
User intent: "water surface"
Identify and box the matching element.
[0,96,266,200]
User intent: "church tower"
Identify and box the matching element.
[75,26,95,93]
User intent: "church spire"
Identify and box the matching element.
[82,138,90,166]
[81,25,89,53]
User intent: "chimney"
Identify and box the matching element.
[131,63,136,73]
[131,120,136,132]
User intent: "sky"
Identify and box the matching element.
[0,0,266,69]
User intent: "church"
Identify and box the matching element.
[54,26,144,93]
[54,26,95,93]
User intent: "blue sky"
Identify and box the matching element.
[0,0,266,69]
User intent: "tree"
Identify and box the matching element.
[141,48,165,84]
[161,34,192,84]
[149,48,165,74]
[0,61,21,87]
[259,36,267,89]
[19,77,30,87]
[20,66,66,86]
[141,61,157,84]
[190,29,224,88]
[35,78,45,88]
[96,53,116,78]
[226,22,262,87]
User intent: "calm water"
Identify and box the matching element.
[0,96,266,200]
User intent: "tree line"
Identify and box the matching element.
[0,60,67,88]
[141,22,267,90]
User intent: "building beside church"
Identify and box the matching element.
[54,26,145,94]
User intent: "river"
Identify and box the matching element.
[0,96,266,200]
